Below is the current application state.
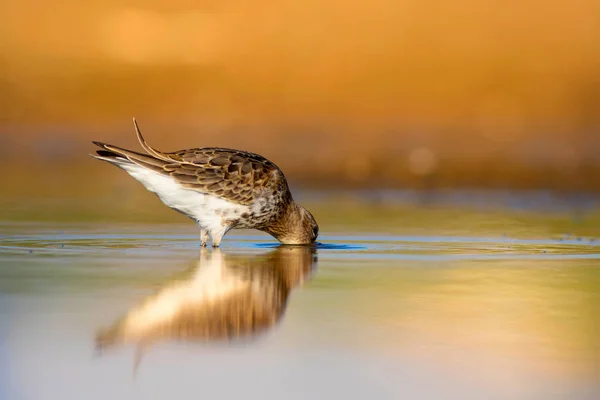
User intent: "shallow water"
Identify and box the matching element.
[1,219,598,400]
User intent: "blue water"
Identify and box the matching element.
[0,224,598,400]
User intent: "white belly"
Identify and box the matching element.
[121,163,250,232]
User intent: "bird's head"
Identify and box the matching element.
[267,203,319,245]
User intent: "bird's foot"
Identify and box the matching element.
[200,229,209,248]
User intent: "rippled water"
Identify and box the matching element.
[1,222,599,400]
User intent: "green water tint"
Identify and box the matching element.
[1,195,599,239]
[0,200,598,398]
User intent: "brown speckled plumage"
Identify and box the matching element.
[91,119,319,246]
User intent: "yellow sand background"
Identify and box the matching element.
[1,0,599,190]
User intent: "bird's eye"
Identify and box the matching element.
[313,226,319,238]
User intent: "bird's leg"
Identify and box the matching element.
[200,229,209,247]
[210,226,229,248]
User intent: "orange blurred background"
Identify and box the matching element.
[1,0,599,191]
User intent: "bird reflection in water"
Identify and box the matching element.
[95,246,317,371]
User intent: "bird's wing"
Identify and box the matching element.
[93,119,289,205]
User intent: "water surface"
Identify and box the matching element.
[1,219,598,400]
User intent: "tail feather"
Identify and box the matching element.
[91,118,177,174]
[90,147,132,166]
[91,140,168,173]
[94,149,129,161]
[132,118,172,162]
